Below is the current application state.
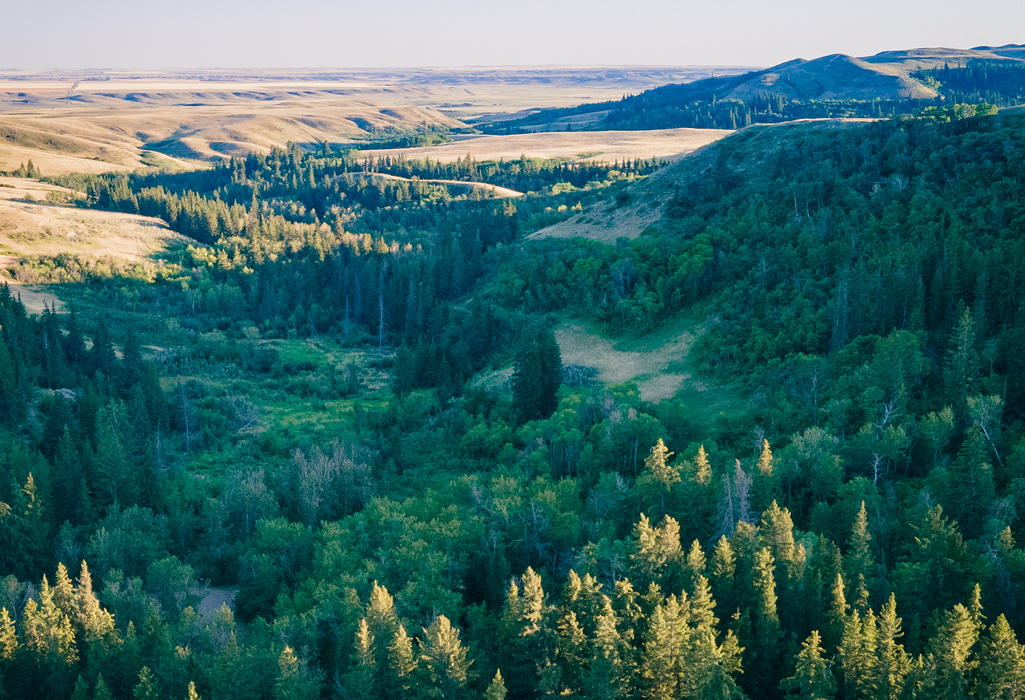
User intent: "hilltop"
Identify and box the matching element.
[488,44,1025,132]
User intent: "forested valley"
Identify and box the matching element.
[1,109,1025,700]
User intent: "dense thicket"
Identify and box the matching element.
[2,111,1025,700]
[53,146,653,247]
[917,59,1025,107]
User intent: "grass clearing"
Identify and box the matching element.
[555,315,746,421]
[368,127,731,164]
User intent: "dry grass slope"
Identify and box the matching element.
[367,127,731,164]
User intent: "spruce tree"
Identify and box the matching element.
[874,594,911,700]
[975,614,1024,699]
[484,670,507,700]
[348,619,377,700]
[639,601,681,700]
[750,547,781,695]
[846,502,875,600]
[511,322,561,425]
[928,603,981,700]
[388,624,417,696]
[780,631,836,700]
[416,615,471,700]
[134,666,159,700]
[586,596,628,700]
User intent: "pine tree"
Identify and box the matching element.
[945,307,979,414]
[388,624,417,696]
[837,609,870,700]
[95,675,115,700]
[416,615,471,700]
[274,646,320,700]
[586,596,628,700]
[643,439,679,515]
[709,536,737,618]
[70,675,90,700]
[846,502,875,598]
[780,631,836,700]
[928,603,981,700]
[694,445,712,485]
[134,666,159,700]
[511,322,562,424]
[639,600,682,700]
[484,670,507,700]
[874,594,911,700]
[975,614,1024,700]
[348,618,377,700]
[501,567,554,697]
[944,426,995,539]
[366,582,400,682]
[750,547,781,695]
[752,439,780,513]
[0,608,16,662]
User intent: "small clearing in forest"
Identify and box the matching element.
[555,317,744,417]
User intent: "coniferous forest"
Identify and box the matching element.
[2,107,1025,700]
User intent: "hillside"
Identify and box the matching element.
[4,89,1025,700]
[365,126,732,164]
[719,54,936,101]
[532,118,857,240]
[488,44,1025,132]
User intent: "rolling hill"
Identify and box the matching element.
[0,66,753,175]
[488,44,1025,132]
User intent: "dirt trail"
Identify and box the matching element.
[353,171,522,198]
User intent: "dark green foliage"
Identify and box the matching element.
[3,109,1025,700]
[511,322,562,425]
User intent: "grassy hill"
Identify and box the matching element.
[486,44,1025,133]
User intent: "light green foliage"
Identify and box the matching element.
[484,670,507,700]
[780,631,835,700]
[416,615,471,700]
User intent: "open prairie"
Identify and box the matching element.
[0,66,750,173]
[366,127,732,164]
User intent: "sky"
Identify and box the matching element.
[3,0,1024,69]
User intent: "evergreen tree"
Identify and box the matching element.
[484,670,507,700]
[975,614,1025,700]
[749,547,781,695]
[95,675,115,700]
[639,599,682,700]
[874,594,911,700]
[511,322,561,425]
[779,631,836,700]
[416,615,471,700]
[586,596,628,700]
[945,307,979,414]
[641,439,679,516]
[752,440,780,513]
[134,667,160,700]
[274,646,320,700]
[845,502,875,599]
[694,445,712,485]
[928,603,981,700]
[389,624,417,696]
[348,619,377,700]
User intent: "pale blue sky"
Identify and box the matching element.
[3,0,1022,69]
